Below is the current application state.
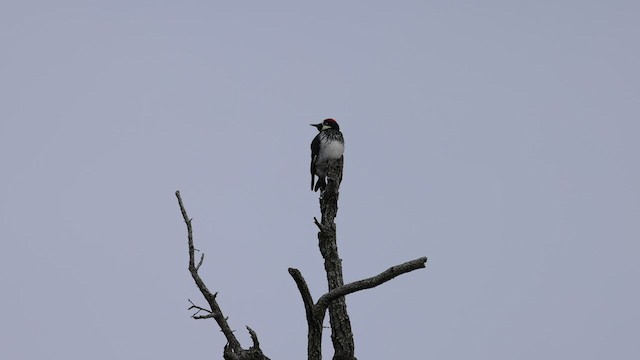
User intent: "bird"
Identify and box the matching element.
[310,118,344,192]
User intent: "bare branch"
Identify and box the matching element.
[196,253,205,271]
[247,326,260,349]
[313,217,324,231]
[288,268,315,321]
[223,327,272,360]
[193,313,216,319]
[188,299,211,312]
[288,268,326,360]
[188,299,219,319]
[317,257,428,309]
[175,191,242,352]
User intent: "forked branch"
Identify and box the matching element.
[289,256,427,360]
[291,157,428,360]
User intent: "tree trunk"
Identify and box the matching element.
[317,157,357,360]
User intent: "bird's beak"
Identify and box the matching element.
[310,123,321,127]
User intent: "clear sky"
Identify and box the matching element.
[1,1,639,359]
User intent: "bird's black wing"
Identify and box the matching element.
[310,133,321,191]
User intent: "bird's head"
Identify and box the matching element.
[310,118,340,131]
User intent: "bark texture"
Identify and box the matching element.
[288,156,428,360]
[316,157,356,360]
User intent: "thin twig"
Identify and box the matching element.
[188,299,212,312]
[196,253,205,271]
[313,217,325,231]
[193,313,216,319]
[188,298,218,319]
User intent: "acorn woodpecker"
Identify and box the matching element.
[310,118,344,192]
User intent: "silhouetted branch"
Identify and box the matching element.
[313,217,325,231]
[289,256,427,360]
[288,268,326,360]
[247,326,261,349]
[318,257,428,309]
[188,298,216,319]
[176,191,270,360]
[288,268,315,321]
[196,253,205,271]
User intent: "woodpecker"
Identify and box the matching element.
[310,118,344,192]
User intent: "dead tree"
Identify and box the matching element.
[288,157,427,359]
[175,157,427,360]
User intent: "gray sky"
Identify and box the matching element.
[1,1,639,359]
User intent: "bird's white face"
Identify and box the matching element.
[322,119,337,131]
